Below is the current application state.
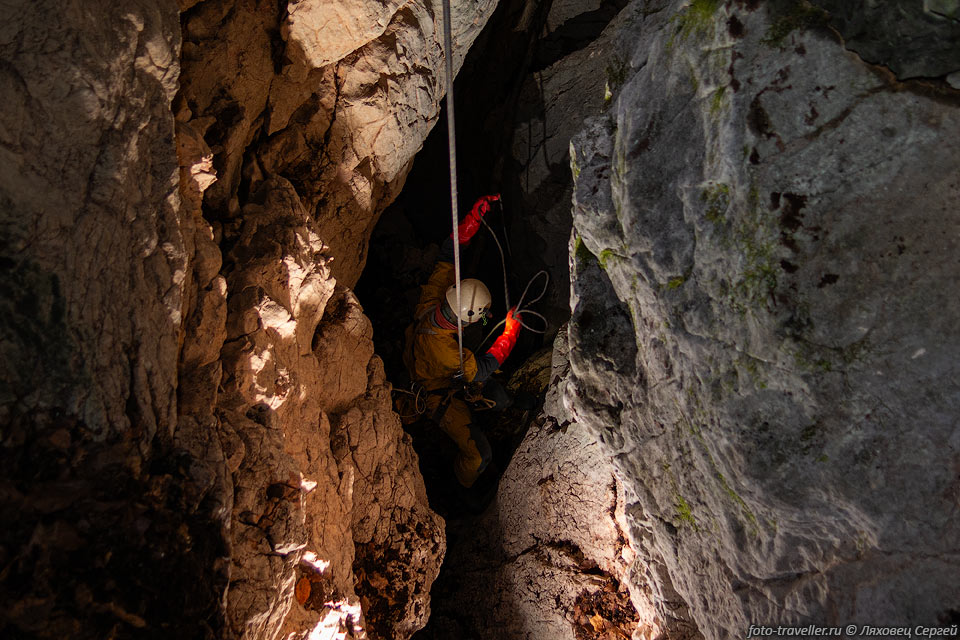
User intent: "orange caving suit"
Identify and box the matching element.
[404,195,518,488]
[404,260,495,487]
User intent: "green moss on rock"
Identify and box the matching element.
[667,276,686,290]
[668,0,723,49]
[574,234,597,266]
[761,1,830,48]
[701,182,730,224]
[675,494,698,528]
[710,86,726,115]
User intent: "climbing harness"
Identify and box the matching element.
[440,0,465,379]
[430,387,459,423]
[464,382,498,411]
[429,385,496,426]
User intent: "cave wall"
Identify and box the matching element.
[6,0,960,637]
[501,0,631,331]
[564,0,960,637]
[1,0,501,638]
[177,0,499,287]
[403,2,705,638]
[417,333,681,640]
[0,2,210,636]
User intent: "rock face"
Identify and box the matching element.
[178,0,499,286]
[7,0,960,638]
[0,2,218,637]
[419,333,668,640]
[2,0,506,637]
[808,0,960,79]
[565,0,960,637]
[216,177,444,640]
[503,0,632,331]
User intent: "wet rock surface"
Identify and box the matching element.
[565,0,960,637]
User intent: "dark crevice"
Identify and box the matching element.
[354,0,588,637]
[531,0,631,72]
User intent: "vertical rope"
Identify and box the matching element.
[441,0,465,376]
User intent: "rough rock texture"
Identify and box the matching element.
[565,0,960,637]
[809,0,960,79]
[502,0,630,332]
[216,178,444,640]
[172,0,511,628]
[419,331,666,640]
[178,0,499,286]
[2,0,470,638]
[427,0,634,334]
[0,2,228,638]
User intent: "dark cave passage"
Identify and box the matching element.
[354,0,580,519]
[352,2,587,634]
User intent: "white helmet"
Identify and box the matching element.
[445,279,491,324]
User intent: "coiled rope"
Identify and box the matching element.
[474,210,550,351]
[393,385,427,419]
[441,0,465,377]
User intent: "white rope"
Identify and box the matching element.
[472,207,551,352]
[441,0,465,377]
[478,212,551,329]
[439,5,546,365]
[474,270,551,352]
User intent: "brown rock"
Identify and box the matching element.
[3,0,502,636]
[0,1,236,638]
[178,0,501,286]
[218,178,443,639]
[283,0,408,69]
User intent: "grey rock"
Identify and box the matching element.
[809,0,960,78]
[420,330,665,640]
[506,0,637,335]
[566,0,960,637]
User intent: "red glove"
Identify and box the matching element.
[487,307,521,365]
[453,194,500,244]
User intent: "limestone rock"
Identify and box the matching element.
[420,331,664,640]
[810,0,960,79]
[566,1,960,637]
[178,0,501,286]
[175,119,228,422]
[338,356,445,640]
[0,1,235,637]
[504,0,631,333]
[284,0,409,69]
[217,178,443,640]
[3,0,500,635]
